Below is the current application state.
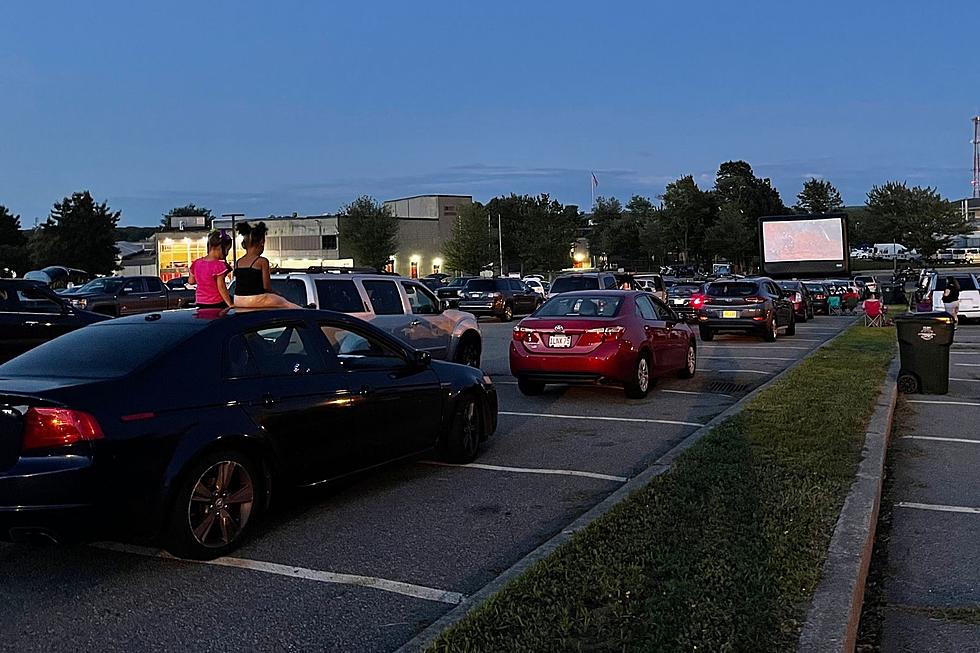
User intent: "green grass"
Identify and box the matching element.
[431,326,896,652]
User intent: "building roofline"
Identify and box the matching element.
[383,194,473,202]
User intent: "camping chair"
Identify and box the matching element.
[843,292,859,314]
[864,299,884,327]
[828,295,843,316]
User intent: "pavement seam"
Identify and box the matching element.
[397,319,859,653]
[797,354,900,653]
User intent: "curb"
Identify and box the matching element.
[797,354,900,652]
[397,318,860,653]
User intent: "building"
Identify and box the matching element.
[155,216,213,282]
[382,195,471,277]
[116,241,157,276]
[952,198,980,248]
[208,213,350,272]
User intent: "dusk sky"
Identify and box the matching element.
[1,1,976,225]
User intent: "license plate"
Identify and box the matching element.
[672,298,685,305]
[722,310,738,318]
[548,334,572,348]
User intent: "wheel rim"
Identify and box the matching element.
[463,343,479,367]
[637,358,650,392]
[772,318,778,338]
[505,307,512,319]
[187,460,254,549]
[461,400,479,451]
[686,346,696,374]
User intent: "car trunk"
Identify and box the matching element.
[515,318,620,354]
[0,379,96,471]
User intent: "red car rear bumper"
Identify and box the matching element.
[509,340,636,384]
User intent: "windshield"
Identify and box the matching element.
[446,277,471,288]
[0,323,200,379]
[550,276,600,293]
[707,282,759,297]
[77,278,123,293]
[804,284,826,293]
[464,279,498,292]
[536,295,622,317]
[935,276,978,291]
[668,284,702,297]
[778,282,801,291]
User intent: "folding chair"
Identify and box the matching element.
[828,295,843,316]
[864,299,884,327]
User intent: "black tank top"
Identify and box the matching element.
[234,258,264,296]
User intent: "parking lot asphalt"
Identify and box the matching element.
[876,322,980,652]
[0,314,856,652]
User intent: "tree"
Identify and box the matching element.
[795,178,843,214]
[517,196,582,273]
[864,182,969,260]
[444,202,491,274]
[711,161,787,267]
[337,195,399,271]
[31,191,120,275]
[704,204,755,271]
[588,196,623,259]
[162,203,213,228]
[0,205,28,276]
[658,176,717,263]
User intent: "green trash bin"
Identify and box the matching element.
[893,312,955,394]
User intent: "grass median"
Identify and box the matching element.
[431,324,896,652]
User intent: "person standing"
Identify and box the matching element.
[188,230,233,308]
[233,221,300,309]
[942,276,960,325]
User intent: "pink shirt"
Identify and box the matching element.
[190,258,230,305]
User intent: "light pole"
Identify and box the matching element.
[222,213,245,263]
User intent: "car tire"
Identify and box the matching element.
[699,326,714,341]
[798,311,807,323]
[625,353,652,399]
[500,304,514,322]
[453,333,482,368]
[785,314,796,336]
[763,315,778,342]
[164,448,265,560]
[440,394,482,463]
[517,377,545,396]
[678,343,697,379]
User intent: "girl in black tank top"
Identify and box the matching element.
[232,222,300,309]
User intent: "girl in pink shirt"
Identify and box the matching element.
[189,230,233,308]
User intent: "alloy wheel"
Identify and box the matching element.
[461,400,479,453]
[637,357,650,393]
[187,460,254,549]
[686,346,696,374]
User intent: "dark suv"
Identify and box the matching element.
[548,272,618,296]
[697,277,795,342]
[458,278,541,321]
[436,276,476,308]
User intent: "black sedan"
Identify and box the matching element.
[803,282,831,315]
[0,308,497,559]
[0,279,109,363]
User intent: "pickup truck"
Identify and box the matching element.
[62,275,196,317]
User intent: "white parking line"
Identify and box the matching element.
[906,399,980,408]
[421,461,627,482]
[951,352,980,355]
[955,363,980,367]
[700,345,811,350]
[699,356,795,361]
[489,382,732,398]
[92,542,464,604]
[896,502,980,515]
[700,369,774,375]
[498,411,703,427]
[950,377,980,382]
[661,389,733,399]
[902,435,980,445]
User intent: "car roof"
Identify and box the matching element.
[95,307,366,330]
[545,289,636,298]
[271,272,404,281]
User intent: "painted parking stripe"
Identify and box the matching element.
[951,352,980,355]
[896,501,980,515]
[906,399,980,408]
[950,377,980,382]
[490,382,732,398]
[699,356,795,361]
[700,368,774,375]
[660,388,733,399]
[955,363,980,367]
[498,411,703,428]
[700,345,811,350]
[421,461,627,482]
[92,542,464,604]
[902,435,980,445]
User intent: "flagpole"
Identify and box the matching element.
[590,172,595,211]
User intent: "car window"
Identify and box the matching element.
[934,276,978,291]
[145,278,164,292]
[402,281,438,315]
[507,279,522,292]
[320,323,406,370]
[635,294,659,320]
[650,296,674,319]
[707,282,758,297]
[668,284,701,297]
[361,280,405,315]
[315,279,364,312]
[550,276,600,293]
[14,287,63,314]
[464,279,496,292]
[603,276,617,289]
[267,279,310,307]
[237,325,321,377]
[120,278,143,293]
[537,295,622,317]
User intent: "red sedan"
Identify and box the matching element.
[509,291,697,398]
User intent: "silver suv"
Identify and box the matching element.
[267,272,483,367]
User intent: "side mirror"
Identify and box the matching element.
[440,299,451,312]
[305,303,316,309]
[413,350,432,368]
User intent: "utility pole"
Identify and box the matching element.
[498,213,504,275]
[972,115,980,199]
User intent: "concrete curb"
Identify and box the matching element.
[397,318,860,653]
[797,354,900,652]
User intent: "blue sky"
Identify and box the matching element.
[1,1,976,225]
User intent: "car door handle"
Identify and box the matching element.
[410,319,422,327]
[24,321,42,327]
[261,394,276,408]
[358,385,373,397]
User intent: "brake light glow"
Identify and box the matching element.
[22,407,104,451]
[691,294,705,308]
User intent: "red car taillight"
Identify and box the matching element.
[793,292,803,303]
[744,296,765,304]
[691,294,705,308]
[816,294,826,300]
[512,326,541,344]
[22,407,104,452]
[577,326,625,347]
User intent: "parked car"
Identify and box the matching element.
[0,279,109,363]
[62,276,195,316]
[548,271,618,296]
[666,281,706,322]
[925,272,980,320]
[510,291,696,398]
[803,282,831,315]
[24,266,93,291]
[853,275,879,298]
[418,277,444,293]
[457,277,541,322]
[522,277,547,298]
[633,274,667,301]
[777,280,815,321]
[697,278,795,342]
[0,308,497,558]
[260,272,483,367]
[435,276,476,309]
[166,277,191,290]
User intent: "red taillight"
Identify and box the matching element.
[793,292,803,303]
[816,294,826,300]
[745,296,765,304]
[691,294,705,308]
[578,326,625,347]
[512,326,541,344]
[22,407,104,452]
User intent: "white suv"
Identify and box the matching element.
[265,272,483,367]
[925,272,980,320]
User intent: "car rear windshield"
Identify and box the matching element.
[550,276,600,293]
[936,276,978,291]
[804,284,827,293]
[464,279,499,292]
[668,284,701,297]
[445,277,471,288]
[707,282,759,297]
[778,282,801,290]
[536,295,622,317]
[0,323,201,379]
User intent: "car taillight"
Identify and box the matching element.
[578,326,625,346]
[816,294,826,300]
[512,326,540,344]
[793,292,803,303]
[745,296,765,304]
[22,407,104,452]
[691,294,705,308]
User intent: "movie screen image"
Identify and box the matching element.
[758,214,848,277]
